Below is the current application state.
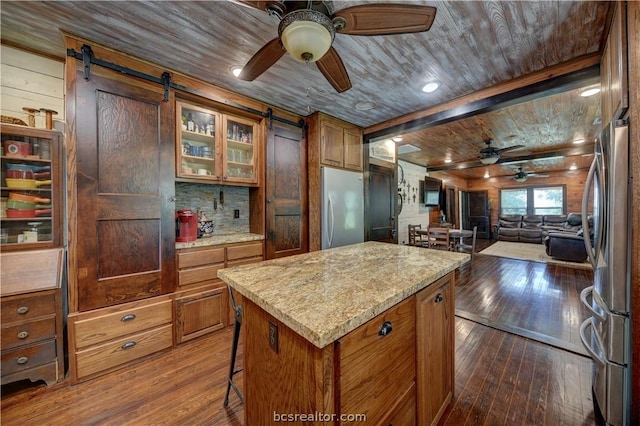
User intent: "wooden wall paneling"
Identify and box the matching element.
[626,1,639,422]
[466,169,589,232]
[0,45,64,127]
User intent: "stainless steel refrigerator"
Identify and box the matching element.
[580,119,631,426]
[321,167,364,249]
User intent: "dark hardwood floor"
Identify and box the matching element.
[1,248,595,425]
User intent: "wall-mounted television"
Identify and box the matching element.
[423,176,443,207]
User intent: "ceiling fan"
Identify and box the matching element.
[478,139,527,164]
[235,1,437,93]
[512,166,549,182]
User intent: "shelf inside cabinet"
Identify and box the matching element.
[181,130,214,144]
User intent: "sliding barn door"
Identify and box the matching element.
[74,67,176,311]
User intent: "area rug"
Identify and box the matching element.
[479,241,592,269]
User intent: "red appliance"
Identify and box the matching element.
[175,210,198,242]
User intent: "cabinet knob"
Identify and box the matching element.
[17,331,29,340]
[121,313,136,322]
[16,356,28,365]
[121,341,137,350]
[16,306,29,315]
[435,293,444,303]
[379,321,393,336]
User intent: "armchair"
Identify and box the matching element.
[544,231,588,263]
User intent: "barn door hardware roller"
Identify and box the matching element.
[67,44,172,101]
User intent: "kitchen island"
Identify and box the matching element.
[218,241,470,425]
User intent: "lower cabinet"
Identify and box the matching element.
[416,273,455,426]
[68,295,174,382]
[174,284,227,344]
[337,296,416,424]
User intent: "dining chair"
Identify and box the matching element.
[457,226,478,260]
[428,227,450,250]
[408,224,423,246]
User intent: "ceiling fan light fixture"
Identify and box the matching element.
[279,10,335,63]
[514,176,527,182]
[480,156,499,165]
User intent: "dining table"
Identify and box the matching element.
[416,227,474,250]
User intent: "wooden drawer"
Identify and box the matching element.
[226,242,263,262]
[175,285,227,344]
[337,296,416,424]
[1,316,56,350]
[1,339,56,375]
[381,382,416,426]
[75,324,173,379]
[177,247,225,269]
[178,264,225,287]
[1,292,56,324]
[71,298,172,349]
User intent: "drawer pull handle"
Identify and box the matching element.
[121,341,137,350]
[435,293,444,303]
[121,314,136,322]
[16,356,28,365]
[379,321,393,336]
[17,331,29,339]
[17,306,29,315]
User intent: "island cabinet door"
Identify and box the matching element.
[416,273,455,426]
[336,296,416,425]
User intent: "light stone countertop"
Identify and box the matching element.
[218,241,470,348]
[175,232,264,250]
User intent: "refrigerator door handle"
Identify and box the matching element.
[582,157,598,267]
[327,195,335,248]
[580,286,606,322]
[580,317,606,367]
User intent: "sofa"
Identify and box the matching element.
[544,230,589,263]
[493,213,590,244]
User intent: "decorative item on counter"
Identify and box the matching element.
[39,108,58,130]
[198,209,215,237]
[22,107,39,127]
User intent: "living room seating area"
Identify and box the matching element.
[493,213,589,244]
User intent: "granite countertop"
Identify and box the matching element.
[218,241,470,348]
[175,232,264,249]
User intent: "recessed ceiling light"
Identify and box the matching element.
[484,170,490,178]
[444,158,452,163]
[569,164,578,171]
[230,66,243,77]
[580,87,601,97]
[573,138,585,144]
[422,81,439,93]
[392,136,403,142]
[355,101,376,111]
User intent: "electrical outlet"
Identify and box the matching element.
[234,209,240,219]
[268,320,278,353]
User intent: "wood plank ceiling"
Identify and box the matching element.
[0,1,611,177]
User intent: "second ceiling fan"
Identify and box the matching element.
[236,1,437,92]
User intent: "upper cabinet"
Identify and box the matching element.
[0,124,63,251]
[318,113,363,172]
[601,1,628,123]
[176,100,260,186]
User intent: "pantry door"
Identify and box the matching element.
[72,65,176,312]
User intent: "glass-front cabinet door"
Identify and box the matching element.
[223,115,258,184]
[176,102,220,181]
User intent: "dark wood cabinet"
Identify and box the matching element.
[416,273,454,426]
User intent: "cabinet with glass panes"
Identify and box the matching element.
[0,123,63,251]
[176,101,259,186]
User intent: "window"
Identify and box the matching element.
[500,185,565,216]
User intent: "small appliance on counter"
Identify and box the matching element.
[175,209,198,242]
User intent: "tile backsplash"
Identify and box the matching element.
[175,183,250,234]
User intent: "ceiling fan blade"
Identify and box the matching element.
[231,1,284,13]
[316,47,352,93]
[529,173,550,177]
[333,4,437,36]
[498,144,526,153]
[238,38,285,81]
